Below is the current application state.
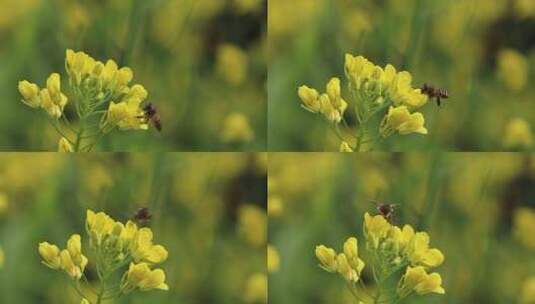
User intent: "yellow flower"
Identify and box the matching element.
[384,106,427,136]
[315,245,338,273]
[86,209,115,246]
[221,113,255,143]
[390,224,416,254]
[80,299,90,304]
[406,232,444,268]
[340,142,353,152]
[319,94,342,123]
[100,59,119,89]
[343,237,365,274]
[399,266,445,296]
[364,212,392,248]
[58,137,73,152]
[130,228,168,264]
[46,73,62,101]
[127,84,148,101]
[503,118,533,149]
[123,262,169,292]
[66,234,88,270]
[326,78,348,113]
[116,67,133,88]
[298,85,321,113]
[60,249,85,280]
[336,253,359,282]
[120,220,139,246]
[244,272,267,303]
[38,242,62,269]
[106,102,130,126]
[381,64,398,88]
[267,245,280,273]
[40,89,67,119]
[120,102,148,130]
[344,54,374,90]
[389,71,428,108]
[65,49,95,84]
[18,80,41,108]
[216,44,248,86]
[497,48,528,92]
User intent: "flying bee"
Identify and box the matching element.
[370,201,397,223]
[132,207,152,226]
[141,103,162,132]
[420,83,449,107]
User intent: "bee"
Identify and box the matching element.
[420,83,449,107]
[371,201,397,223]
[142,103,162,132]
[132,207,152,226]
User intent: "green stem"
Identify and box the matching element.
[96,282,105,304]
[74,125,85,152]
[346,281,365,303]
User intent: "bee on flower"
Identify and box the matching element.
[18,49,161,151]
[38,209,169,304]
[298,54,443,151]
[314,211,445,303]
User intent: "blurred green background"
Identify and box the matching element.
[0,0,266,151]
[0,153,267,303]
[268,0,535,151]
[268,153,535,303]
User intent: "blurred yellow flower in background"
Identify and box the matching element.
[222,112,255,144]
[504,118,533,149]
[515,0,535,18]
[497,49,529,92]
[216,44,249,86]
[238,204,266,248]
[267,195,284,217]
[520,276,535,304]
[244,272,267,303]
[233,0,263,14]
[0,193,8,215]
[267,244,280,273]
[514,207,535,250]
[0,246,4,269]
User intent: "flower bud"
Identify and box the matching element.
[18,80,41,108]
[38,242,61,269]
[315,245,337,272]
[298,85,321,113]
[58,137,73,152]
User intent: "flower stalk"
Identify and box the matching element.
[18,49,158,152]
[38,210,169,304]
[315,212,445,303]
[298,54,433,151]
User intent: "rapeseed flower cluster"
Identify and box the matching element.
[298,54,433,151]
[18,49,156,151]
[38,209,168,304]
[315,212,444,303]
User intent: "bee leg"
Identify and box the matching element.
[436,97,441,107]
